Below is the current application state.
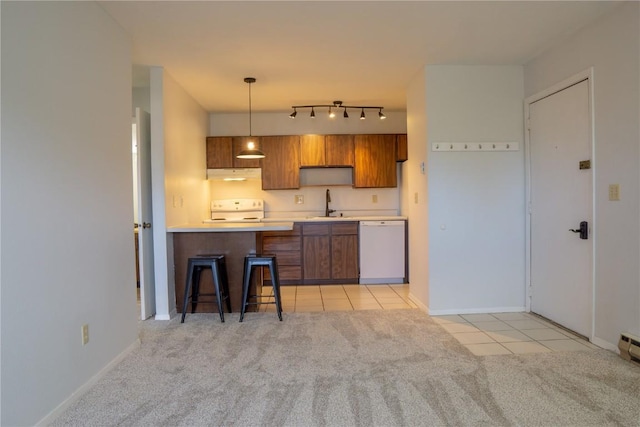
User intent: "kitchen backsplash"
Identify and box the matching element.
[208,177,400,218]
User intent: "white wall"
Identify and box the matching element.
[163,74,210,227]
[209,179,401,219]
[133,86,151,114]
[150,68,209,320]
[1,2,137,425]
[405,71,429,307]
[425,66,526,314]
[525,2,640,347]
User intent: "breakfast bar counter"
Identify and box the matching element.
[167,222,294,313]
[168,222,294,233]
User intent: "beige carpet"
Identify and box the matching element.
[52,310,640,426]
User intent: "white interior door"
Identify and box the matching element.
[135,108,156,320]
[529,79,592,337]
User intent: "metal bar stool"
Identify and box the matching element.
[181,254,231,323]
[239,254,282,322]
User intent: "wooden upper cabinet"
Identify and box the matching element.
[396,134,408,162]
[354,134,397,188]
[326,135,354,166]
[300,134,354,167]
[261,135,300,190]
[206,136,262,168]
[232,137,262,168]
[206,137,234,168]
[300,135,326,167]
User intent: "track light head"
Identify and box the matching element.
[378,109,386,120]
[289,109,297,119]
[343,108,349,118]
[328,107,335,118]
[310,107,315,118]
[360,108,366,120]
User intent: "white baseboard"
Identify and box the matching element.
[591,336,618,352]
[428,306,526,316]
[154,308,177,321]
[37,338,141,426]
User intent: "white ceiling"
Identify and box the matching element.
[99,1,620,113]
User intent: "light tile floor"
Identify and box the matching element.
[257,285,598,357]
[432,312,599,356]
[259,284,417,312]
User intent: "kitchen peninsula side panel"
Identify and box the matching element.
[173,232,258,313]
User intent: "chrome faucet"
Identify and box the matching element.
[325,189,336,217]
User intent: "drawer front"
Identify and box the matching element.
[302,223,330,235]
[265,266,302,281]
[331,222,358,235]
[261,224,301,237]
[270,251,301,266]
[263,236,301,252]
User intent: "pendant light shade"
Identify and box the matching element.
[237,77,265,160]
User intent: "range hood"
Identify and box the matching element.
[206,168,262,181]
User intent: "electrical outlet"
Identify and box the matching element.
[609,184,620,201]
[372,194,378,203]
[294,195,304,204]
[81,324,89,345]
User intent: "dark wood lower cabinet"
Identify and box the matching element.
[259,221,359,285]
[331,234,358,280]
[258,224,302,284]
[302,225,331,281]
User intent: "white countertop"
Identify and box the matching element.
[261,216,407,223]
[167,222,294,233]
[168,216,406,232]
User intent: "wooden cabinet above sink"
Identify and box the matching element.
[300,134,354,167]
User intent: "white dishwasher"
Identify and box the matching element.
[359,220,406,284]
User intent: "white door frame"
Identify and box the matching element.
[524,67,596,339]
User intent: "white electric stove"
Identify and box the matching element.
[203,199,265,223]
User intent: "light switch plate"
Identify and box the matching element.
[294,195,304,204]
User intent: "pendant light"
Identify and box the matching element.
[236,77,265,159]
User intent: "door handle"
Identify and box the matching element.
[569,221,588,240]
[142,222,152,229]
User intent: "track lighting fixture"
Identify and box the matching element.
[237,77,265,159]
[289,100,386,120]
